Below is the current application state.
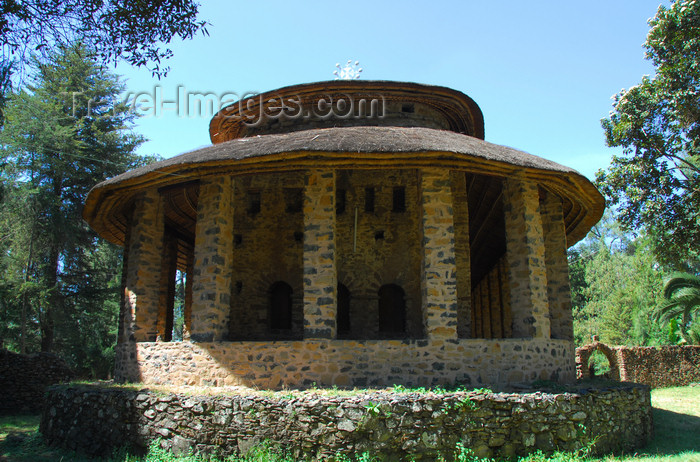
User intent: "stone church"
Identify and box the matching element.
[83,80,604,388]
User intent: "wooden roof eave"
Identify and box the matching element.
[83,150,604,249]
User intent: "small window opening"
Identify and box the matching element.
[285,188,303,213]
[248,191,261,215]
[365,187,375,213]
[374,230,384,240]
[269,281,293,330]
[401,103,415,113]
[336,188,346,215]
[293,231,303,242]
[234,234,243,247]
[392,186,406,212]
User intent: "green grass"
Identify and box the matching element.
[1,385,698,461]
[0,413,95,461]
[588,386,700,462]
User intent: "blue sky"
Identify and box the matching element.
[116,0,667,180]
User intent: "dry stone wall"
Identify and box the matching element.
[114,339,575,389]
[616,345,700,387]
[0,349,74,412]
[41,383,652,460]
[576,343,700,388]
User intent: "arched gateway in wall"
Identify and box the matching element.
[83,81,604,388]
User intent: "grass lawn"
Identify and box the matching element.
[589,386,700,462]
[0,385,698,461]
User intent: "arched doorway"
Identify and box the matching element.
[337,283,351,337]
[378,284,406,337]
[269,281,293,330]
[575,341,620,381]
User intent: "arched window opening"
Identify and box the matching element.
[337,283,351,336]
[378,284,406,336]
[269,281,293,330]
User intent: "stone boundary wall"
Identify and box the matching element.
[115,338,575,389]
[41,383,652,460]
[616,345,700,388]
[0,349,74,412]
[576,342,700,388]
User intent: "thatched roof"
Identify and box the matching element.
[83,126,604,248]
[209,80,485,143]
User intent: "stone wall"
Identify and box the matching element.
[41,383,652,459]
[229,172,305,340]
[334,169,423,339]
[576,342,700,388]
[114,339,575,388]
[0,349,74,412]
[226,169,425,340]
[615,345,700,387]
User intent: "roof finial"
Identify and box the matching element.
[333,60,363,80]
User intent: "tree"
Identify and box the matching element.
[652,272,700,344]
[0,0,208,80]
[599,0,700,271]
[0,43,151,375]
[569,212,667,346]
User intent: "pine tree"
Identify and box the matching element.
[0,44,151,375]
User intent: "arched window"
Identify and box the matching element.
[269,281,293,330]
[378,284,406,335]
[337,283,351,336]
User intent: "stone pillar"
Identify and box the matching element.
[541,190,573,340]
[302,169,337,339]
[123,189,165,342]
[450,171,472,338]
[190,176,234,342]
[503,176,550,338]
[420,168,458,340]
[499,256,513,338]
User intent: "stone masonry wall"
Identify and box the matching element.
[615,345,700,387]
[123,190,165,342]
[190,176,235,342]
[420,168,459,340]
[303,169,338,339]
[226,169,423,340]
[335,169,423,339]
[540,191,573,341]
[114,338,575,388]
[503,177,550,339]
[229,172,305,340]
[577,343,700,388]
[41,383,652,459]
[450,171,472,339]
[0,349,73,412]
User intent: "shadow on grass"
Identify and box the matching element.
[0,413,95,462]
[640,407,700,456]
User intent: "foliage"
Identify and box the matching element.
[652,272,700,344]
[0,0,208,82]
[569,212,667,347]
[588,351,611,377]
[0,43,150,376]
[598,0,700,271]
